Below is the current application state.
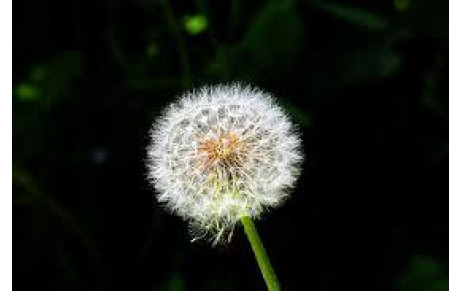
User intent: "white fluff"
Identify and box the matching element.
[147,84,303,243]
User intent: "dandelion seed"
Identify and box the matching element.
[146,83,303,244]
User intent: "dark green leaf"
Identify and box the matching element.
[311,1,389,31]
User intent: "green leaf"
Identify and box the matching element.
[341,46,401,84]
[184,15,208,35]
[239,1,304,77]
[311,1,389,31]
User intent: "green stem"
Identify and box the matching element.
[241,216,280,291]
[160,0,191,89]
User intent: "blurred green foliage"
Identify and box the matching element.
[311,1,389,31]
[183,15,208,35]
[396,255,448,291]
[15,83,39,101]
[14,0,448,290]
[394,0,410,12]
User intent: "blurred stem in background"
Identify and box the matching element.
[160,0,191,89]
[226,0,240,41]
[241,215,280,291]
[13,166,104,289]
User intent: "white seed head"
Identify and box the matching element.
[147,84,303,243]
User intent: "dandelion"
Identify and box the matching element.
[147,83,303,290]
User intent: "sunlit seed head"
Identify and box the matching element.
[146,83,303,244]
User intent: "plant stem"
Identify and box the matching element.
[159,0,191,89]
[241,215,280,291]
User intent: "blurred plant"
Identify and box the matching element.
[310,1,389,31]
[160,0,191,88]
[394,0,410,12]
[146,84,303,290]
[13,165,104,289]
[13,0,447,289]
[15,82,39,102]
[183,14,208,35]
[395,255,448,291]
[13,52,82,105]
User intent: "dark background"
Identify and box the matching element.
[13,0,448,290]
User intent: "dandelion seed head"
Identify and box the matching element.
[147,84,303,243]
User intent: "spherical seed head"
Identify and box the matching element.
[147,84,303,243]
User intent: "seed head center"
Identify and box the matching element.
[198,132,242,166]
